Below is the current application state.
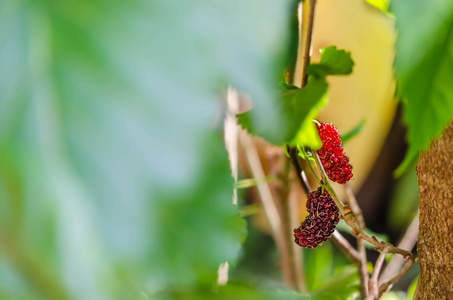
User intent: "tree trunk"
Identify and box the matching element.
[416,121,453,299]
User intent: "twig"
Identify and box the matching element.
[279,157,306,293]
[367,250,388,299]
[345,184,365,229]
[357,239,370,297]
[344,184,369,296]
[239,131,284,247]
[331,231,361,264]
[379,254,414,297]
[301,0,317,87]
[379,213,419,284]
[287,146,310,195]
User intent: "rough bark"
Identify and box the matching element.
[416,121,453,299]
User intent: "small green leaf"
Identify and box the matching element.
[234,176,278,189]
[239,204,261,217]
[306,46,354,77]
[280,80,300,90]
[340,119,366,145]
[238,77,327,148]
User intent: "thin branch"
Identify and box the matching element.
[344,184,369,296]
[345,183,365,229]
[279,157,306,293]
[239,131,284,246]
[379,213,419,284]
[367,250,388,299]
[331,231,361,264]
[379,254,415,297]
[301,0,317,87]
[358,239,370,297]
[301,170,312,192]
[287,146,310,195]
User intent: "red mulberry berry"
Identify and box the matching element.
[294,188,340,248]
[316,122,353,184]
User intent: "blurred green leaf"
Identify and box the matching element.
[340,119,366,145]
[238,77,327,148]
[0,0,294,298]
[388,168,419,231]
[306,46,354,77]
[303,241,333,291]
[312,264,360,300]
[157,282,312,300]
[392,0,453,175]
[235,176,278,189]
[407,275,419,300]
[239,204,261,218]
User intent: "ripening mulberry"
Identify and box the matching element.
[316,122,353,184]
[294,188,340,248]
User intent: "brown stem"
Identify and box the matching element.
[379,254,415,296]
[367,250,388,299]
[301,0,317,87]
[239,131,284,250]
[379,213,419,284]
[345,184,365,229]
[344,184,369,296]
[358,239,370,297]
[287,146,310,195]
[279,158,306,293]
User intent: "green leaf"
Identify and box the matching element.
[365,0,390,15]
[0,0,293,297]
[239,77,327,148]
[303,241,333,291]
[392,0,453,175]
[306,46,354,77]
[388,169,419,231]
[340,119,366,145]
[407,276,419,300]
[159,283,312,300]
[312,265,360,300]
[235,176,278,189]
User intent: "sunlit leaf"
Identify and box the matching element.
[238,77,327,148]
[306,46,354,77]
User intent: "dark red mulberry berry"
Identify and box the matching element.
[294,188,340,248]
[316,122,353,184]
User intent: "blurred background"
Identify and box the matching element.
[0,0,419,299]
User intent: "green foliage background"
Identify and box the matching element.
[0,0,452,299]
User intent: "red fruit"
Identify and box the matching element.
[316,122,353,184]
[294,188,340,248]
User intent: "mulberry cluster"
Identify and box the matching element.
[316,122,353,184]
[293,188,340,248]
